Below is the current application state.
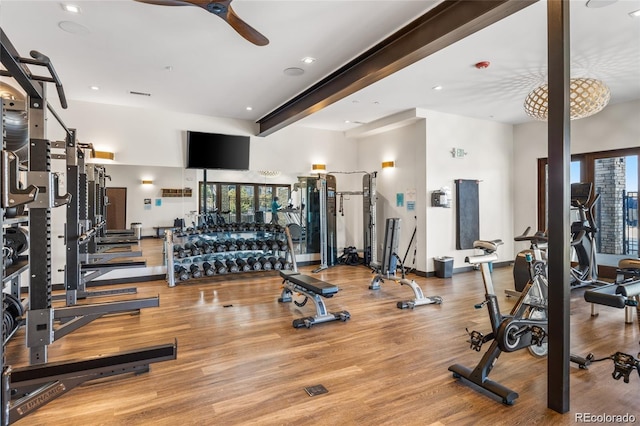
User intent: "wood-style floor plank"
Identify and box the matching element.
[6,247,640,425]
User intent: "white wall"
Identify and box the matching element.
[354,111,514,274]
[513,99,640,253]
[355,119,428,270]
[425,110,515,272]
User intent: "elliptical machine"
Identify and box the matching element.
[569,182,600,287]
[512,182,600,293]
[449,239,548,405]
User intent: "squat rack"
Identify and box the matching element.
[0,27,176,425]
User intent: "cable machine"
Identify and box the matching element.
[314,172,377,271]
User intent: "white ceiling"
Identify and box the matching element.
[1,0,639,134]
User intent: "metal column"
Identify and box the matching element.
[546,0,572,413]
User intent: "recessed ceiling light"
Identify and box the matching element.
[301,57,316,64]
[246,106,253,111]
[58,21,90,35]
[283,67,304,77]
[432,85,443,91]
[62,4,81,13]
[629,8,640,17]
[90,86,99,91]
[344,120,351,124]
[164,65,173,71]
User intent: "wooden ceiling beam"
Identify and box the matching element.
[257,0,538,136]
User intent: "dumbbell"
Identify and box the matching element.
[213,260,228,274]
[195,240,212,254]
[265,239,280,251]
[246,239,259,250]
[225,259,239,273]
[235,258,252,272]
[236,239,248,250]
[202,261,216,276]
[256,240,269,251]
[258,256,272,271]
[246,257,262,270]
[225,240,238,251]
[174,264,189,281]
[278,257,292,270]
[278,241,288,251]
[184,242,201,256]
[269,256,282,270]
[190,264,203,279]
[173,245,187,258]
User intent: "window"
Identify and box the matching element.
[198,181,290,224]
[538,147,640,265]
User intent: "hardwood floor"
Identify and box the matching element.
[6,260,640,425]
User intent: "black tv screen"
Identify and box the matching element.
[186,131,250,170]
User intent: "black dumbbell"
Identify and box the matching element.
[225,259,239,273]
[173,245,187,258]
[278,257,292,270]
[174,264,189,281]
[235,258,252,272]
[202,261,215,276]
[213,260,228,274]
[184,242,201,256]
[268,256,282,270]
[247,257,262,270]
[189,264,202,278]
[258,256,272,271]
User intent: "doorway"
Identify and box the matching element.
[106,187,127,230]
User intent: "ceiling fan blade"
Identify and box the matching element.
[221,4,269,46]
[134,0,192,6]
[135,0,269,46]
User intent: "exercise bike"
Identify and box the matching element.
[449,239,549,405]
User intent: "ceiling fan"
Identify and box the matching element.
[134,0,269,46]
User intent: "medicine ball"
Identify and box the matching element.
[1,82,29,162]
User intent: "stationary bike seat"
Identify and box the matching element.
[618,258,640,271]
[472,239,503,254]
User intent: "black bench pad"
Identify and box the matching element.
[585,280,640,308]
[280,270,338,296]
[585,284,626,308]
[616,280,640,297]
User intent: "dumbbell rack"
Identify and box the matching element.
[165,225,292,287]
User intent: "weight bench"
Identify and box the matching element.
[278,270,350,328]
[584,258,640,328]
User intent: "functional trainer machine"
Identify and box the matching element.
[369,218,442,309]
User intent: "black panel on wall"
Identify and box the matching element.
[455,179,479,250]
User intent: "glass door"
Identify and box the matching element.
[239,185,255,223]
[592,154,639,265]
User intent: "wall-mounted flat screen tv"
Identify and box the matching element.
[186,131,250,170]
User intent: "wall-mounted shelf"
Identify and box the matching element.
[161,188,192,198]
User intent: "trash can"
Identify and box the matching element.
[131,222,142,240]
[434,256,453,278]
